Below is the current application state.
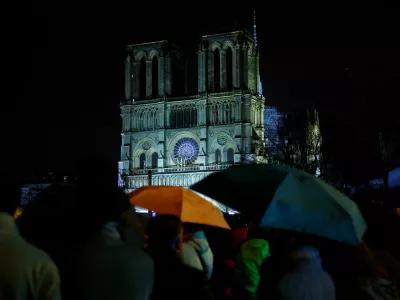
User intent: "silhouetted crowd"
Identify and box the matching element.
[0,158,399,300]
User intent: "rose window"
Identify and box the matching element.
[217,135,228,146]
[142,141,151,150]
[173,137,199,166]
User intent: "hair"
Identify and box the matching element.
[74,157,129,238]
[146,214,182,247]
[183,222,204,234]
[0,172,21,215]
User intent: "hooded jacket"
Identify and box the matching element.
[279,246,335,300]
[182,231,214,280]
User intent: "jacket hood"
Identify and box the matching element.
[289,246,323,269]
[186,231,210,254]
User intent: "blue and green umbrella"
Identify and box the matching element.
[191,164,366,245]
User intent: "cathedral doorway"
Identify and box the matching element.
[139,153,146,169]
[215,149,221,164]
[227,148,234,164]
[151,152,158,168]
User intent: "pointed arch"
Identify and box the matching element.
[225,47,233,91]
[152,56,158,98]
[214,48,220,91]
[227,148,234,164]
[215,149,221,164]
[139,153,146,169]
[151,152,158,168]
[139,57,146,99]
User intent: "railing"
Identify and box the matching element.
[131,164,232,175]
[125,164,232,190]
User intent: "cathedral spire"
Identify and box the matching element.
[253,10,258,49]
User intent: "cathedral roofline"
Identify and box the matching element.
[202,30,253,41]
[127,40,168,48]
[126,40,183,52]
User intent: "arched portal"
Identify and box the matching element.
[226,47,233,91]
[151,152,158,168]
[227,148,234,164]
[215,149,221,164]
[139,153,146,169]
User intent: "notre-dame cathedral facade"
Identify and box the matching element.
[119,28,265,191]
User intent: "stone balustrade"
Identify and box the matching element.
[132,164,231,175]
[125,164,231,191]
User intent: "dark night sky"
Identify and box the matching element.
[5,1,400,175]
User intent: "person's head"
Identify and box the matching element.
[76,156,118,186]
[146,214,182,251]
[183,222,203,235]
[75,157,128,231]
[0,172,21,216]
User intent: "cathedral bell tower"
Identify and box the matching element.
[197,21,261,95]
[124,41,184,101]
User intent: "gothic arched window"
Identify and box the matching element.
[151,152,158,168]
[226,47,233,91]
[139,112,144,130]
[215,149,221,164]
[139,57,146,99]
[152,56,158,98]
[227,148,234,164]
[214,48,220,91]
[139,153,146,169]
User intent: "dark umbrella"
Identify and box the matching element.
[191,164,288,216]
[191,164,366,245]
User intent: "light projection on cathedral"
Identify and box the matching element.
[173,137,200,166]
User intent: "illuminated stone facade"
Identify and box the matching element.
[120,31,265,191]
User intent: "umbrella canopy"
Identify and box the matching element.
[191,164,367,245]
[129,186,230,230]
[13,207,23,220]
[191,164,289,215]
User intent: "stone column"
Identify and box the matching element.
[244,99,250,123]
[159,105,164,128]
[196,103,201,126]
[125,55,132,100]
[207,50,214,92]
[207,104,212,125]
[231,103,235,123]
[260,103,264,127]
[220,50,226,91]
[121,113,126,131]
[132,61,140,99]
[247,49,257,93]
[202,103,206,125]
[219,103,223,124]
[166,104,171,128]
[198,50,207,93]
[158,55,165,96]
[237,99,245,122]
[233,44,241,89]
[241,46,248,89]
[146,60,152,98]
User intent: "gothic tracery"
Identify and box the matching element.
[121,30,265,189]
